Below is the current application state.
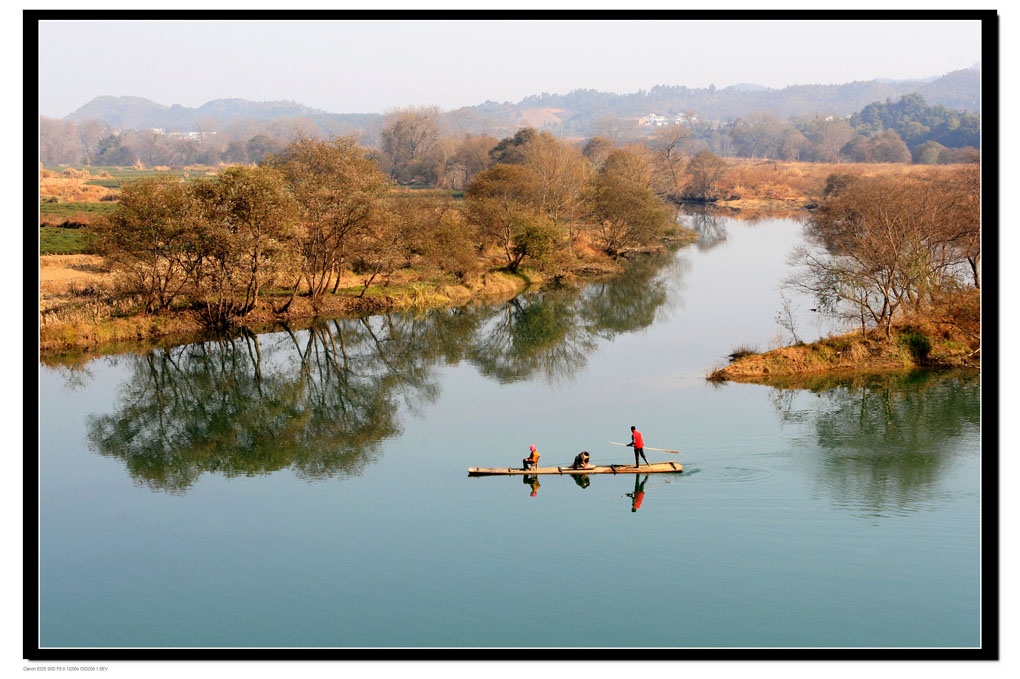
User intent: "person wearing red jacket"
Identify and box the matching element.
[626,425,650,467]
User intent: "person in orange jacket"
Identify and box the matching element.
[523,445,540,470]
[626,425,649,467]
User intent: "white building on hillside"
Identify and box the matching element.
[640,112,698,127]
[641,113,668,127]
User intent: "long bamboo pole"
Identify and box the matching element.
[609,441,681,454]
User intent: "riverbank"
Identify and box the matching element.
[39,266,538,353]
[708,325,979,384]
[39,236,691,355]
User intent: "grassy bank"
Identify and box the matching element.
[708,324,979,384]
[714,366,979,396]
[39,267,564,354]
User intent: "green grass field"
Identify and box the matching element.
[40,226,94,255]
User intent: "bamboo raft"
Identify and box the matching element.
[468,462,683,476]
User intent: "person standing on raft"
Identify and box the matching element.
[523,445,540,470]
[626,426,649,467]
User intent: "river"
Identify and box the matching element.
[37,211,981,648]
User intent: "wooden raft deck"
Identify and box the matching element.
[468,462,683,476]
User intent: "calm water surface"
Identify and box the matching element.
[38,213,981,648]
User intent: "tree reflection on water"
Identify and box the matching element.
[83,255,684,492]
[767,370,980,517]
[681,207,729,253]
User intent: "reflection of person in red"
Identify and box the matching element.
[523,475,540,497]
[626,426,649,467]
[626,475,649,512]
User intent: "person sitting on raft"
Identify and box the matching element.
[523,445,540,470]
[571,451,591,469]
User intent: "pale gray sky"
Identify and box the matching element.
[38,19,982,118]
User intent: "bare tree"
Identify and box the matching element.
[192,165,300,322]
[684,151,728,200]
[586,149,674,256]
[267,136,392,299]
[91,177,205,312]
[40,117,81,165]
[522,132,591,231]
[788,172,979,338]
[590,115,625,144]
[439,134,497,189]
[775,291,802,345]
[649,124,690,197]
[76,119,109,166]
[381,106,443,183]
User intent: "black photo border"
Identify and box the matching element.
[24,7,1000,663]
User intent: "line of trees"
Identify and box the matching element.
[787,166,980,339]
[41,93,979,175]
[92,132,682,326]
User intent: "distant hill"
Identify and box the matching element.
[62,67,980,136]
[495,69,980,135]
[65,95,175,130]
[65,96,380,133]
[912,69,981,112]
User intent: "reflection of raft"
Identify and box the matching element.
[468,462,682,476]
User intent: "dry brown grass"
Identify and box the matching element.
[40,254,107,275]
[714,159,973,207]
[708,309,980,383]
[39,176,114,202]
[708,333,914,382]
[39,255,112,312]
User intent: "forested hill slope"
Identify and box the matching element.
[493,68,979,121]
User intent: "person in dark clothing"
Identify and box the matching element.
[571,450,591,469]
[626,425,649,467]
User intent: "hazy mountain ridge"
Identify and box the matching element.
[507,70,978,121]
[65,96,379,132]
[63,68,979,133]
